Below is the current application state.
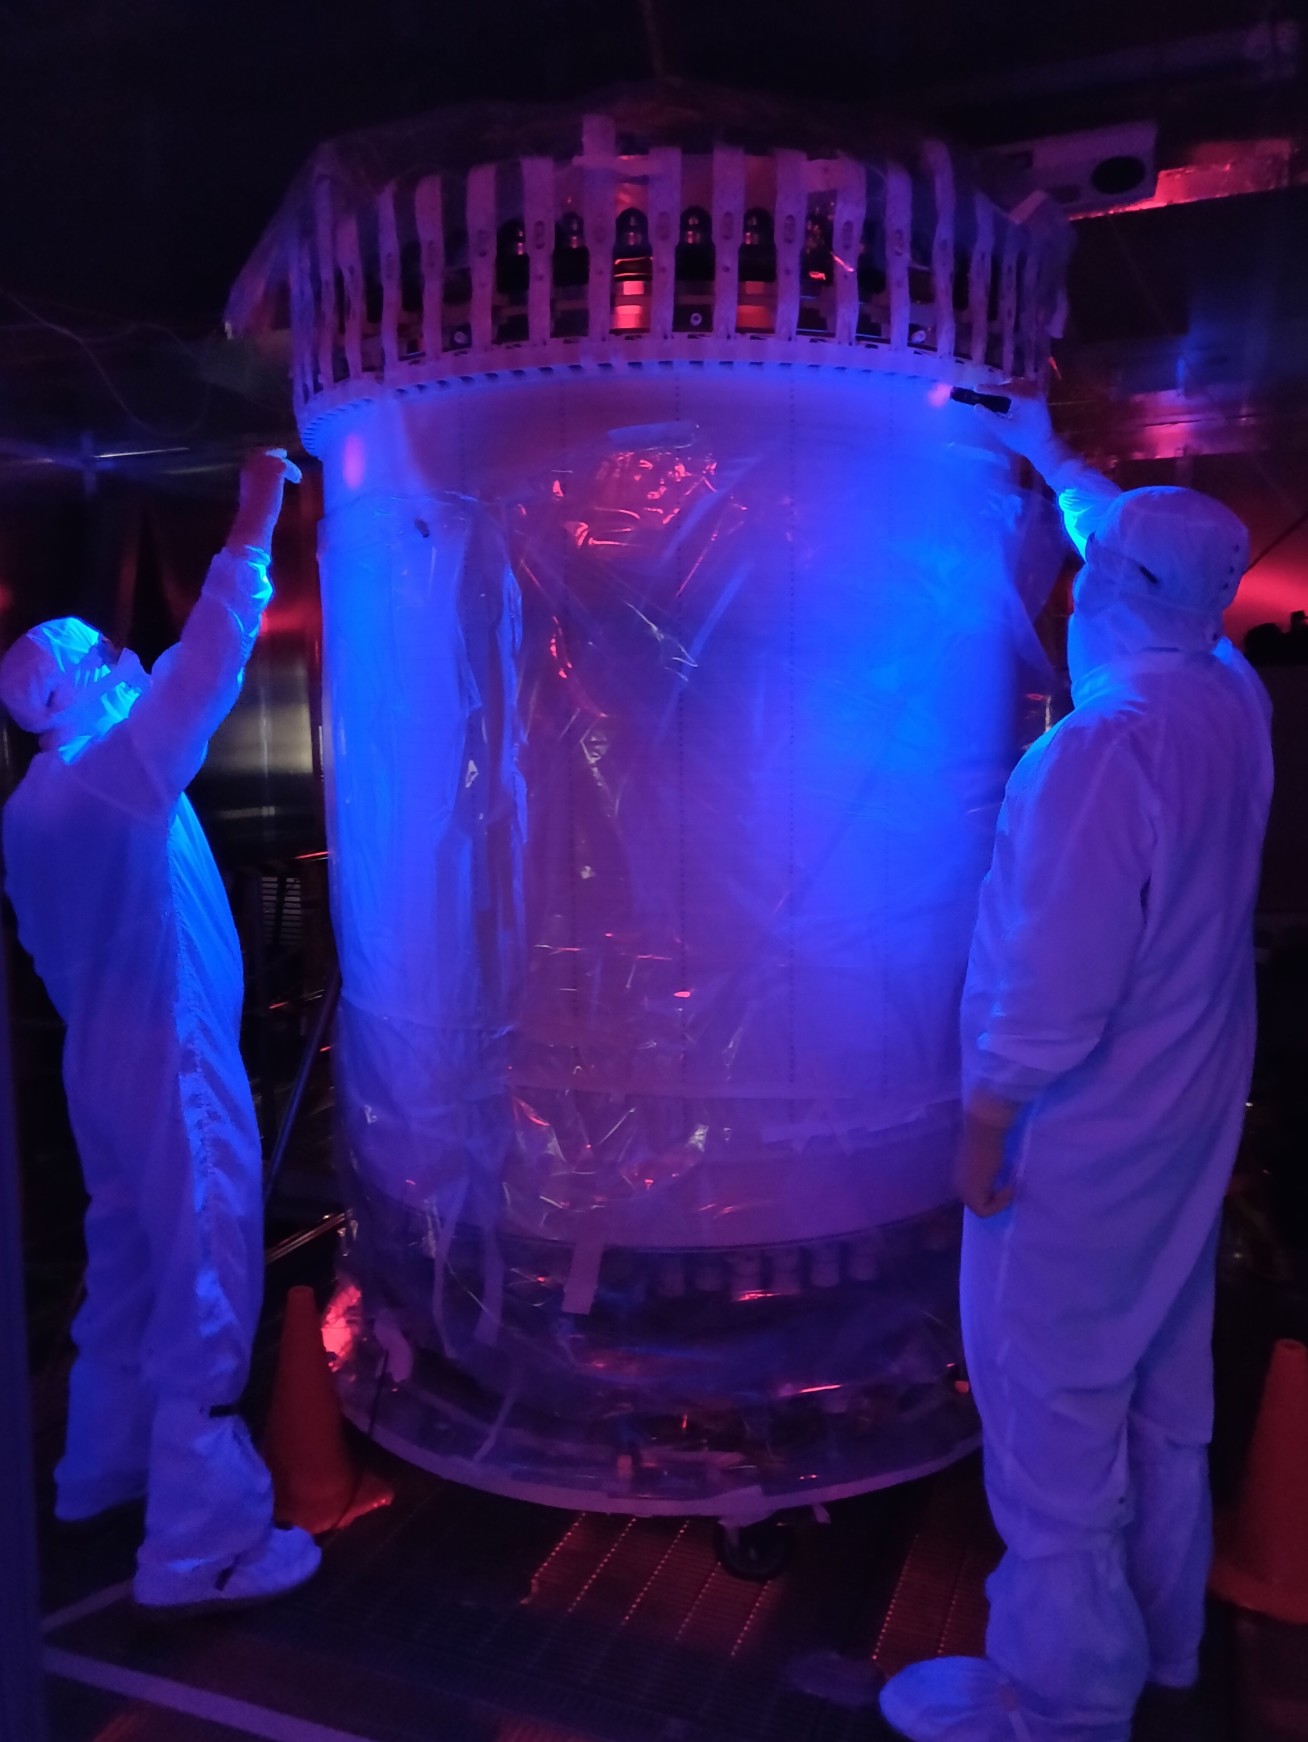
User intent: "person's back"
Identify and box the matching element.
[962,644,1271,1399]
[881,406,1273,1742]
[1082,650,1269,1168]
[5,725,243,1095]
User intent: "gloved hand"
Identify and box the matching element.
[986,386,1077,486]
[227,448,304,556]
[954,1093,1019,1218]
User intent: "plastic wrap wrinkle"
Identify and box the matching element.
[330,1186,980,1506]
[316,367,1058,1491]
[319,378,1056,1246]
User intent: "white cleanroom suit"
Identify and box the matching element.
[1,451,321,1613]
[881,412,1272,1741]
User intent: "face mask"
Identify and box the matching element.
[50,647,150,746]
[1067,563,1222,706]
[104,648,149,715]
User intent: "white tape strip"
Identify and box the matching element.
[561,1224,605,1316]
[45,1646,380,1742]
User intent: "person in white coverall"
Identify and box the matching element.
[880,396,1272,1742]
[0,450,321,1615]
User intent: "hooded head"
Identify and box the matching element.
[1068,486,1249,701]
[0,618,149,749]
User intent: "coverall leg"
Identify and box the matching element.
[959,1211,1221,1738]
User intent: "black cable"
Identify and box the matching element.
[637,0,668,76]
[316,1344,392,1543]
[1,288,213,441]
[262,966,342,1212]
[1246,503,1308,576]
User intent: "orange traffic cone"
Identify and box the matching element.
[263,1285,393,1535]
[1210,1338,1308,1624]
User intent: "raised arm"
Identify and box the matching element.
[126,450,301,803]
[988,392,1122,557]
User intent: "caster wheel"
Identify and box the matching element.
[714,1518,793,1581]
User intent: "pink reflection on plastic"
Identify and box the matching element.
[321,1278,363,1363]
[342,432,367,491]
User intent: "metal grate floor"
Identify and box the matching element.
[43,1439,989,1742]
[35,1268,1278,1742]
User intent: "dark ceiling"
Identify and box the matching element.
[1,0,1298,324]
[0,0,1302,472]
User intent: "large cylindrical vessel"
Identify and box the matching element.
[230,85,1068,1512]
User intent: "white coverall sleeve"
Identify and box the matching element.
[1048,455,1122,559]
[125,547,272,804]
[969,720,1156,1103]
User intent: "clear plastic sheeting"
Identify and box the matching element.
[316,365,1061,1505]
[325,1205,976,1513]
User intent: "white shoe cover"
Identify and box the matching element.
[880,1655,1134,1742]
[133,1524,321,1616]
[879,1657,1028,1741]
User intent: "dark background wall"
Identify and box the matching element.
[1,0,1305,879]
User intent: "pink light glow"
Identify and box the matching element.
[320,1280,363,1362]
[1227,551,1308,647]
[342,432,367,492]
